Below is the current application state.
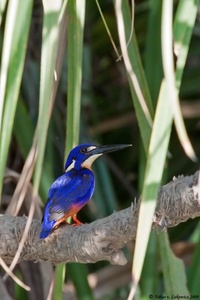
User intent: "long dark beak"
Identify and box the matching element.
[91,144,132,155]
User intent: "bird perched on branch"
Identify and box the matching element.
[39,143,132,238]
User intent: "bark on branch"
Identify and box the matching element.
[0,170,199,266]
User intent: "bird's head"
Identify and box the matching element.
[64,143,132,172]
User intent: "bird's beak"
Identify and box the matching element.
[90,144,132,156]
[82,144,132,170]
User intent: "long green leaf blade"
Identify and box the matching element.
[159,232,189,295]
[115,0,153,153]
[162,0,196,161]
[65,0,86,154]
[132,81,172,292]
[174,0,200,89]
[141,1,163,293]
[35,3,66,299]
[0,0,7,26]
[144,0,163,105]
[68,263,94,300]
[33,0,62,192]
[0,0,33,196]
[188,231,200,293]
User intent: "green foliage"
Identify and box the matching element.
[132,81,173,291]
[0,0,33,195]
[0,0,200,299]
[159,232,189,295]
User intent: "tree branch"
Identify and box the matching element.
[0,170,199,266]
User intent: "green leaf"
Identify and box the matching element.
[13,99,34,158]
[141,3,163,285]
[53,264,66,300]
[65,0,86,155]
[0,0,7,25]
[188,222,200,293]
[159,232,189,295]
[132,81,172,288]
[34,2,67,299]
[173,0,200,89]
[33,0,62,192]
[0,0,33,196]
[139,146,170,295]
[93,159,118,216]
[115,0,153,153]
[144,0,163,105]
[161,0,197,161]
[13,99,54,202]
[68,263,94,300]
[140,232,160,295]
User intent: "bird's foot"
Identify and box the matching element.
[72,214,83,226]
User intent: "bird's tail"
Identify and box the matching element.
[39,220,55,239]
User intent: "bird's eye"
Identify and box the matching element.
[80,147,87,154]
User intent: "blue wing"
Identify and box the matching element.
[45,169,94,222]
[47,174,71,199]
[39,169,95,239]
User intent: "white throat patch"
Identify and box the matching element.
[82,153,102,169]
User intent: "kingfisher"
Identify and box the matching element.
[39,143,131,238]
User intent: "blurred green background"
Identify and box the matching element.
[0,0,200,299]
